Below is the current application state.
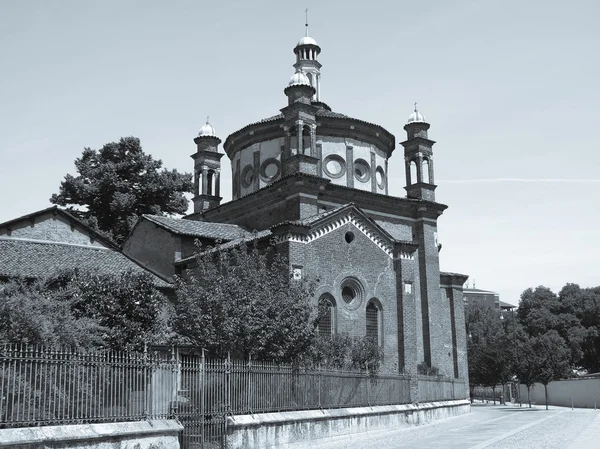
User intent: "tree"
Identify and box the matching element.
[514,333,538,408]
[61,270,172,351]
[0,279,106,349]
[173,242,319,363]
[518,286,586,369]
[558,284,600,373]
[51,137,193,244]
[531,330,571,410]
[465,301,510,403]
[0,270,171,351]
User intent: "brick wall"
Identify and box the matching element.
[287,222,401,372]
[122,219,179,279]
[0,213,106,247]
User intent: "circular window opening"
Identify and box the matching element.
[375,166,385,189]
[241,165,254,188]
[323,154,346,179]
[342,286,355,304]
[340,277,364,309]
[260,158,281,182]
[354,159,371,183]
[345,231,355,243]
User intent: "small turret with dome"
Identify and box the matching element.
[293,10,322,101]
[402,104,436,201]
[191,117,224,214]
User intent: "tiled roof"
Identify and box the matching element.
[142,215,250,240]
[0,238,171,288]
[177,229,273,264]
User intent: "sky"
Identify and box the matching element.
[1,0,598,306]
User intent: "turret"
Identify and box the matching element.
[402,106,437,202]
[191,118,224,214]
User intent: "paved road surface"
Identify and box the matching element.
[294,404,600,449]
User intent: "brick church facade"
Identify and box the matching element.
[122,33,469,381]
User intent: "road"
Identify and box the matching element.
[293,403,600,449]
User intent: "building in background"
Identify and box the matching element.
[463,287,516,311]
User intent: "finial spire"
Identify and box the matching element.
[305,8,309,36]
[206,115,210,124]
[414,102,418,112]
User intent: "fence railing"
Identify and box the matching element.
[0,344,176,428]
[0,344,467,448]
[418,375,466,402]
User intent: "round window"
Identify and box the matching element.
[260,158,281,182]
[375,166,385,189]
[241,165,254,188]
[354,159,371,183]
[340,277,365,310]
[342,286,355,303]
[323,154,346,179]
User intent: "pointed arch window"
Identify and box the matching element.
[318,294,336,337]
[366,300,382,346]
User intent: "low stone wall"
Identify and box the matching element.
[519,378,600,408]
[0,419,182,449]
[226,400,470,449]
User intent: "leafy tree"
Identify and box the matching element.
[0,279,106,349]
[531,330,571,410]
[173,242,319,363]
[61,270,172,350]
[466,301,511,403]
[558,284,600,373]
[50,137,193,244]
[0,270,171,351]
[518,286,586,369]
[513,333,538,408]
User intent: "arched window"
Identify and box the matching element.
[302,125,311,155]
[422,159,430,184]
[366,300,382,345]
[206,171,214,195]
[318,294,335,337]
[410,160,418,185]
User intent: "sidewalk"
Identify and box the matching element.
[283,404,600,449]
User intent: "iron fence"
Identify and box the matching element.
[0,344,176,428]
[417,375,465,402]
[0,345,467,448]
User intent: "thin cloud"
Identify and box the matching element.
[436,178,600,184]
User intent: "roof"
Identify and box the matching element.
[0,206,119,250]
[0,238,171,288]
[142,215,250,240]
[499,300,517,309]
[463,288,499,295]
[176,229,273,264]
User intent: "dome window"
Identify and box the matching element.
[241,165,255,188]
[323,154,346,179]
[353,159,371,183]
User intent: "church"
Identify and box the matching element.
[123,31,469,379]
[0,30,468,381]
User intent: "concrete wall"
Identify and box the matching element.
[225,400,470,449]
[0,419,182,449]
[519,378,600,408]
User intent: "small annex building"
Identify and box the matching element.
[120,33,470,380]
[0,206,170,290]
